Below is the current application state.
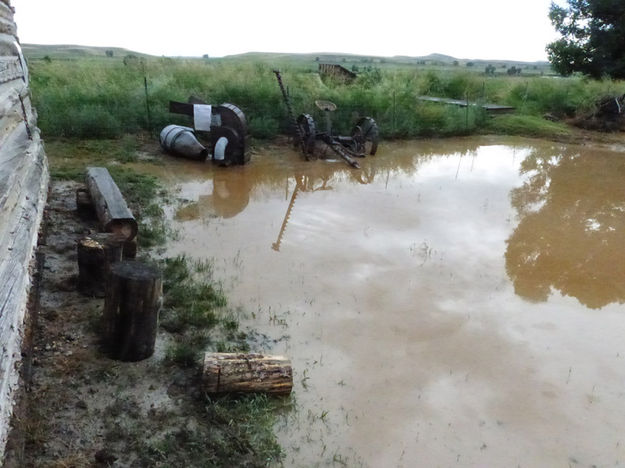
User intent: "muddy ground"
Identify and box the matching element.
[2,181,282,468]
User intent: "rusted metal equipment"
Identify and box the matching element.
[160,125,208,160]
[161,98,249,166]
[273,70,379,169]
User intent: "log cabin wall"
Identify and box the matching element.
[0,0,49,459]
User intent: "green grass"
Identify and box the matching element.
[485,114,572,138]
[135,394,289,467]
[161,256,226,333]
[27,55,625,142]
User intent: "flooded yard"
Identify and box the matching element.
[158,136,625,467]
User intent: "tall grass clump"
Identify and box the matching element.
[502,77,614,117]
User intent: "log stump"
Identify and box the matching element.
[77,237,107,297]
[103,261,162,361]
[122,237,137,259]
[75,187,95,219]
[77,233,126,297]
[202,353,293,395]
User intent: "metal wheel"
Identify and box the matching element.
[351,117,379,155]
[296,113,316,155]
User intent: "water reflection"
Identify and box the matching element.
[272,174,333,251]
[172,138,484,225]
[505,145,625,309]
[175,169,253,220]
[163,137,625,467]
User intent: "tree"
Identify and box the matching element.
[507,66,522,76]
[105,49,114,58]
[547,0,625,78]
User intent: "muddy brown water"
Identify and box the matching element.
[151,137,625,467]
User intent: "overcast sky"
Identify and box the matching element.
[10,0,558,61]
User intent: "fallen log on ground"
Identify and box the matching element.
[103,261,162,361]
[85,167,138,241]
[202,353,293,395]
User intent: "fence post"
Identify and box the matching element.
[465,91,470,129]
[144,76,152,132]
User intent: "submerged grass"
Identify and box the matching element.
[157,255,283,466]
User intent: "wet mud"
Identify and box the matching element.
[160,137,625,467]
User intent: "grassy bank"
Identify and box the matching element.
[41,139,289,467]
[28,56,625,142]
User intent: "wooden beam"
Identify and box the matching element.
[85,167,138,241]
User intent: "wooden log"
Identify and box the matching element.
[77,237,106,297]
[77,234,125,297]
[85,167,138,241]
[202,353,293,395]
[103,261,162,361]
[75,187,95,219]
[122,237,137,259]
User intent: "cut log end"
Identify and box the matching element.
[108,219,138,242]
[202,352,293,396]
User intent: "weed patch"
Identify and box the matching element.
[485,114,572,138]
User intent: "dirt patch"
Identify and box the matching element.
[3,180,287,468]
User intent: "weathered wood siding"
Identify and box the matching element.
[0,0,49,459]
[318,63,357,82]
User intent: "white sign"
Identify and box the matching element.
[193,104,212,131]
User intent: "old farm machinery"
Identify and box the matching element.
[160,97,249,166]
[273,70,379,169]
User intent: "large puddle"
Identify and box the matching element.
[156,137,625,466]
